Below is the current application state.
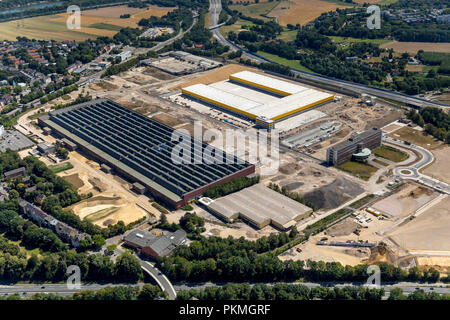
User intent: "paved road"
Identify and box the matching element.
[386,137,450,194]
[0,283,140,297]
[173,281,450,297]
[115,246,177,300]
[1,281,447,298]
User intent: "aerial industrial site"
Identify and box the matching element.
[0,0,449,310]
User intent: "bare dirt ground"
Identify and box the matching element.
[371,184,439,218]
[57,151,159,227]
[380,41,450,54]
[423,146,450,184]
[389,195,450,252]
[172,64,257,89]
[277,0,350,26]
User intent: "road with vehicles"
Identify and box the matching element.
[208,0,448,109]
[1,281,448,299]
[385,137,450,194]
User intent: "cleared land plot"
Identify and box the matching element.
[388,126,443,150]
[61,173,85,190]
[373,144,408,162]
[372,183,438,218]
[277,0,351,26]
[0,5,173,41]
[69,194,147,227]
[423,146,450,184]
[389,195,450,251]
[336,161,378,181]
[380,41,450,54]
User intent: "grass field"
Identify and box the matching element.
[229,1,280,21]
[49,162,74,173]
[337,161,378,181]
[329,36,391,46]
[257,51,314,72]
[388,127,443,150]
[276,30,298,42]
[0,5,173,41]
[373,145,409,163]
[219,19,256,35]
[373,158,389,166]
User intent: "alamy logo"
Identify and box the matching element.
[367,5,381,30]
[66,265,81,290]
[66,5,81,30]
[365,265,381,287]
[170,121,280,175]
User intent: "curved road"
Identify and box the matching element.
[385,137,450,194]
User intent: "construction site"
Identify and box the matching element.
[11,54,448,277]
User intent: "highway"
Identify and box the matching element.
[2,281,447,298]
[386,137,450,194]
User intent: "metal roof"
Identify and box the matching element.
[182,75,334,122]
[43,99,252,202]
[230,70,309,96]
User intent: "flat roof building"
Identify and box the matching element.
[124,229,187,259]
[327,128,382,165]
[181,71,334,129]
[4,167,26,179]
[201,184,313,230]
[38,99,254,208]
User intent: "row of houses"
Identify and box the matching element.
[18,199,87,247]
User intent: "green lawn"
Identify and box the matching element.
[337,161,378,181]
[373,145,409,163]
[372,158,389,166]
[276,30,297,42]
[49,162,73,173]
[257,51,314,73]
[219,19,256,36]
[88,23,123,31]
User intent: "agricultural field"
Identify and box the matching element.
[0,5,173,41]
[336,161,378,181]
[373,145,409,163]
[380,41,450,54]
[276,0,352,26]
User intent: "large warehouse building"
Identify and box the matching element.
[38,99,255,208]
[326,128,383,165]
[181,71,334,130]
[199,184,313,230]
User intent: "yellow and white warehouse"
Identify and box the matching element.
[181,71,334,129]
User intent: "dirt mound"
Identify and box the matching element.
[363,244,397,265]
[303,177,364,210]
[326,219,360,237]
[279,163,301,175]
